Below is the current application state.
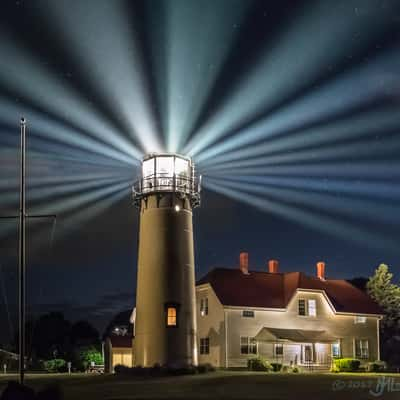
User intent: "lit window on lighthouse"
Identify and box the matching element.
[167,307,177,326]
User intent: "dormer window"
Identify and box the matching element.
[308,299,317,317]
[354,316,367,324]
[298,299,317,317]
[298,299,306,316]
[242,310,255,318]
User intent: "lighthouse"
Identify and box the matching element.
[132,153,201,367]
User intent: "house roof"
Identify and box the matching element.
[197,268,383,315]
[255,327,339,343]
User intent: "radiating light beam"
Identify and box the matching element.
[199,105,400,169]
[0,33,142,160]
[185,1,395,157]
[204,177,399,254]
[44,0,162,153]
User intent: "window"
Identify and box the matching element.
[167,307,177,326]
[200,298,208,316]
[298,298,317,316]
[298,299,306,316]
[332,343,340,358]
[354,316,367,324]
[242,310,255,318]
[274,344,283,357]
[200,338,210,354]
[308,299,317,317]
[355,339,369,359]
[240,337,257,355]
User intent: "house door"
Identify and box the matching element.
[302,344,313,364]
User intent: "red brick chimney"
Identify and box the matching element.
[239,252,249,274]
[268,259,279,273]
[316,261,325,280]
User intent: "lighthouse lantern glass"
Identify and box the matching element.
[156,156,174,176]
[142,158,154,179]
[175,157,189,176]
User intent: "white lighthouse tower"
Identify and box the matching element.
[132,153,201,367]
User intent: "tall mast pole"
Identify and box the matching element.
[19,117,26,384]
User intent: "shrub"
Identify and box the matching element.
[332,358,361,372]
[292,367,300,373]
[43,358,67,373]
[367,361,387,372]
[270,362,282,372]
[197,363,216,373]
[247,357,271,372]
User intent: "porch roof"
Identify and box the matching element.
[255,327,339,343]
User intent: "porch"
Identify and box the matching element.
[254,327,340,369]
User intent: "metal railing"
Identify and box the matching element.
[132,173,201,208]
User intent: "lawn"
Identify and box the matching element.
[0,371,399,399]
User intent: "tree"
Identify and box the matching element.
[367,264,400,366]
[74,346,103,371]
[367,264,400,331]
[70,320,100,347]
[31,312,71,360]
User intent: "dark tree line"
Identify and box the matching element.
[12,312,101,370]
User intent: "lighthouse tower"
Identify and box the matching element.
[132,153,201,367]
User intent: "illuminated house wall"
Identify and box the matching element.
[196,254,382,368]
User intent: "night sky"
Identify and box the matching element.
[0,0,400,345]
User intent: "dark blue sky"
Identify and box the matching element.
[0,0,400,345]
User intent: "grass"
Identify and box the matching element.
[0,371,399,399]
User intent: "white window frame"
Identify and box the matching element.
[354,316,367,324]
[274,343,284,357]
[240,336,257,355]
[354,338,369,359]
[200,298,208,316]
[242,310,255,318]
[308,299,317,317]
[331,342,341,358]
[200,337,210,355]
[298,299,306,316]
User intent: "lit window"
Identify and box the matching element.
[240,337,257,355]
[308,299,317,317]
[200,298,208,316]
[174,157,189,177]
[242,310,255,318]
[355,339,369,359]
[274,344,283,357]
[332,343,340,358]
[142,158,154,179]
[354,316,367,324]
[156,157,174,176]
[167,307,177,327]
[200,338,209,354]
[298,299,306,316]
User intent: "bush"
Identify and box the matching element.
[367,361,387,372]
[197,363,216,373]
[270,362,282,372]
[74,346,103,371]
[247,357,271,372]
[292,367,300,373]
[332,358,361,372]
[43,358,67,373]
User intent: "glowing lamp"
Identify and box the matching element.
[133,153,200,207]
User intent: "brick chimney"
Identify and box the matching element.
[268,259,279,273]
[316,261,325,280]
[239,252,249,274]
